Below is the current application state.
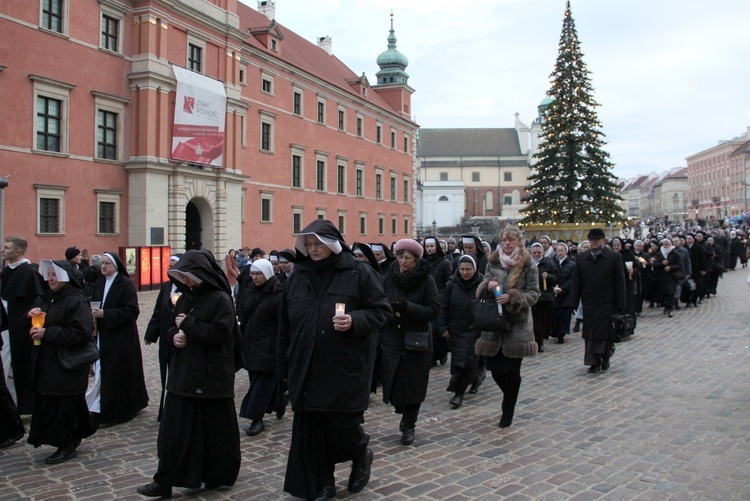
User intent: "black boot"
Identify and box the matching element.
[498,371,521,428]
[449,393,464,409]
[572,319,581,333]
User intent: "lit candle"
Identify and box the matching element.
[335,303,346,316]
[493,285,503,315]
[171,292,182,306]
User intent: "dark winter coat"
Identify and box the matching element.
[649,248,683,296]
[425,253,453,295]
[92,269,149,423]
[381,259,440,406]
[166,249,239,399]
[144,281,177,379]
[569,246,626,342]
[32,276,93,396]
[686,243,707,275]
[238,275,283,373]
[1,260,45,414]
[436,272,483,369]
[534,258,558,305]
[553,257,575,308]
[278,251,391,413]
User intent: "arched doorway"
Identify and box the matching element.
[185,201,202,250]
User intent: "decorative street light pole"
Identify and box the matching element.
[0,176,8,241]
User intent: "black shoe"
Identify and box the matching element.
[45,446,77,465]
[538,344,545,353]
[313,481,337,501]
[439,354,448,365]
[668,310,674,318]
[449,394,463,409]
[557,337,565,344]
[400,427,415,445]
[572,319,581,333]
[588,365,600,374]
[601,358,610,371]
[137,481,172,499]
[348,448,373,493]
[498,414,513,428]
[276,405,286,420]
[246,420,265,436]
[0,432,23,449]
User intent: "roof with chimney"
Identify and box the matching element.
[417,128,523,158]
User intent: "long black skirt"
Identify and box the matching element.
[0,382,24,442]
[284,411,368,499]
[584,340,615,366]
[154,394,240,489]
[27,393,96,448]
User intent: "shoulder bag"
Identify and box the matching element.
[403,329,429,351]
[59,338,100,371]
[610,313,635,343]
[470,299,512,332]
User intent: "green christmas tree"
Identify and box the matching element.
[522,1,623,224]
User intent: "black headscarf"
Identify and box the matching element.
[422,236,446,257]
[352,242,381,273]
[40,259,86,300]
[168,249,232,296]
[294,219,352,261]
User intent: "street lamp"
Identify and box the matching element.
[0,176,9,241]
[432,220,437,236]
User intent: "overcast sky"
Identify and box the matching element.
[241,0,750,180]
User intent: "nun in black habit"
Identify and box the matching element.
[86,252,148,425]
[27,260,97,464]
[137,249,241,499]
[278,220,391,500]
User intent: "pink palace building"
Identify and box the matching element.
[0,0,418,263]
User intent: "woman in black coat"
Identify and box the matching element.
[423,236,453,366]
[612,237,639,330]
[278,220,391,500]
[238,259,284,436]
[27,260,97,464]
[705,236,724,296]
[87,252,148,426]
[436,255,483,409]
[381,238,440,446]
[550,243,575,343]
[648,239,683,317]
[137,249,241,499]
[529,243,556,353]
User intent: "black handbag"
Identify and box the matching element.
[403,330,429,351]
[610,313,635,343]
[59,339,100,371]
[470,299,512,332]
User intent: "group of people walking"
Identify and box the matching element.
[1,220,742,500]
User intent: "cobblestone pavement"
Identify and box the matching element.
[2,269,750,500]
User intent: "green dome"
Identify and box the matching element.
[539,96,554,108]
[375,16,409,85]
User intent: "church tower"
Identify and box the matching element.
[373,12,414,121]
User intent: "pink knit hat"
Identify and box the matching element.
[393,238,424,259]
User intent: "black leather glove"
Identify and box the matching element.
[390,301,407,313]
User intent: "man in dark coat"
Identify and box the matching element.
[0,301,24,448]
[137,249,241,498]
[143,254,182,421]
[278,219,391,501]
[569,228,626,373]
[1,236,45,414]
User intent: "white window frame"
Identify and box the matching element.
[31,75,73,155]
[338,211,346,235]
[100,1,126,54]
[378,214,385,235]
[95,190,121,235]
[338,106,346,131]
[356,114,363,137]
[93,91,127,162]
[315,152,328,192]
[317,97,326,125]
[375,167,384,200]
[260,191,273,223]
[293,86,304,116]
[317,209,326,220]
[290,145,306,189]
[260,70,275,96]
[259,110,276,153]
[391,215,398,236]
[239,64,247,86]
[36,184,67,235]
[336,160,347,195]
[355,163,365,197]
[39,0,69,35]
[292,207,304,234]
[187,35,206,73]
[390,128,397,149]
[376,122,382,144]
[359,213,367,235]
[390,173,397,202]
